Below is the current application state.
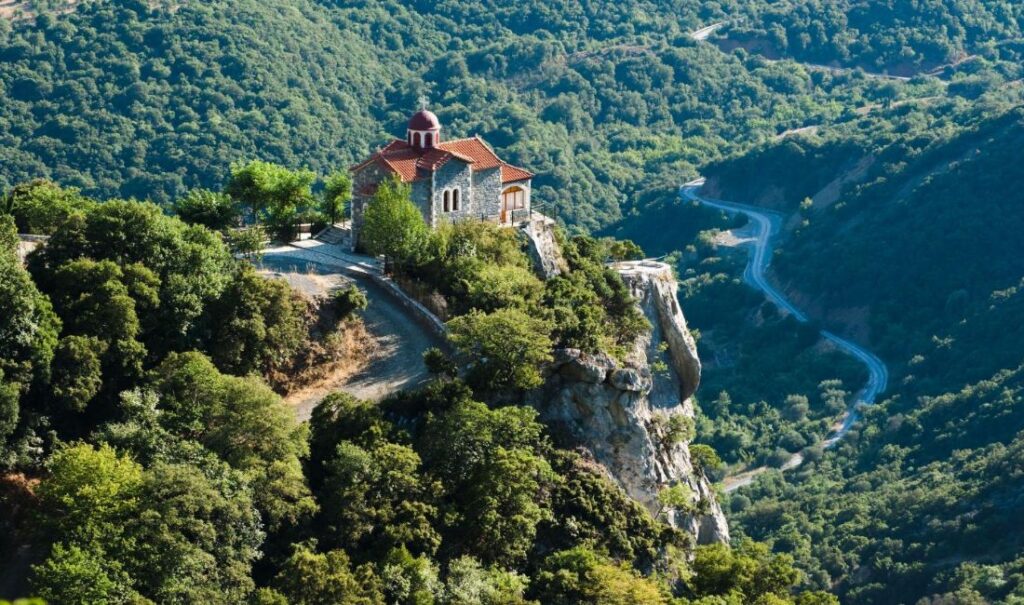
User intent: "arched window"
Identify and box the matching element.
[452,188,460,211]
[443,190,451,212]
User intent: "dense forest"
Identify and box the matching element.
[0,0,920,231]
[716,0,1024,74]
[683,84,1024,601]
[0,176,844,603]
[4,0,1024,603]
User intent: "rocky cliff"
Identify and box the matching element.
[531,261,729,545]
[521,217,567,279]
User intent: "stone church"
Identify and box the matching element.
[350,108,535,248]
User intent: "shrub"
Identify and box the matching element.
[422,347,457,378]
[447,308,553,391]
[333,284,368,320]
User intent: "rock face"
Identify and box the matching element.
[531,261,729,545]
[522,218,567,279]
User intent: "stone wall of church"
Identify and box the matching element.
[431,160,474,224]
[411,180,432,223]
[472,167,503,219]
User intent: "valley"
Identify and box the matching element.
[2,0,1024,603]
[680,181,889,491]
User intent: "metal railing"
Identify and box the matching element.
[479,200,558,226]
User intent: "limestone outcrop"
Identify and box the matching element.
[522,218,567,279]
[531,261,729,545]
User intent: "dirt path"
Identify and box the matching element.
[259,250,443,420]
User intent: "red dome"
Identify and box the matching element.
[408,109,440,130]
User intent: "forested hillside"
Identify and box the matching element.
[705,97,1024,394]
[5,0,1024,603]
[689,88,1024,603]
[716,0,1024,74]
[0,176,843,603]
[1,0,911,230]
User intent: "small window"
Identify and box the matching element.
[443,190,450,212]
[452,189,460,211]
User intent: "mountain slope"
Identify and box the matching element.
[694,103,1024,604]
[0,0,393,200]
[0,0,896,230]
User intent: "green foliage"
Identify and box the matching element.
[465,263,544,313]
[228,226,267,261]
[532,546,667,604]
[2,180,94,235]
[209,267,308,376]
[721,0,1024,72]
[49,336,106,412]
[151,352,315,533]
[657,483,695,516]
[226,160,316,241]
[321,440,441,558]
[549,234,650,351]
[460,446,555,567]
[689,444,724,475]
[543,451,685,569]
[31,542,135,605]
[422,347,457,378]
[443,556,532,605]
[447,308,553,391]
[683,540,801,603]
[379,546,442,605]
[606,239,645,261]
[29,198,235,354]
[48,258,156,389]
[173,188,240,231]
[322,170,352,225]
[0,0,388,203]
[360,177,429,270]
[334,284,369,320]
[35,443,143,546]
[0,371,18,446]
[0,214,60,419]
[272,542,384,605]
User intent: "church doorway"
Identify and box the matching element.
[501,186,526,223]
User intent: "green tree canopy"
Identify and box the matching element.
[321,440,441,558]
[2,180,93,235]
[447,308,553,391]
[226,160,315,240]
[322,170,352,225]
[359,176,428,271]
[173,189,240,231]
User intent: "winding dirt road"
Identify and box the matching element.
[680,180,889,491]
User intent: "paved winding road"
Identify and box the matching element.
[681,180,889,490]
[258,244,443,420]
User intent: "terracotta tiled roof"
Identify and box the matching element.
[352,136,533,184]
[501,164,534,183]
[436,137,503,170]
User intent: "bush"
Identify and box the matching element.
[767,448,793,468]
[423,347,457,378]
[333,285,368,320]
[173,189,239,231]
[689,444,724,474]
[447,308,553,392]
